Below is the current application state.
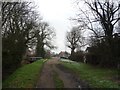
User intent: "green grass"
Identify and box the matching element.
[61,60,119,88]
[3,59,47,88]
[53,71,64,88]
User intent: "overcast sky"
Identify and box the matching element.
[33,0,82,53]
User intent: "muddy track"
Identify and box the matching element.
[36,57,89,88]
[55,64,90,88]
[36,59,54,88]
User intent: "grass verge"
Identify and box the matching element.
[61,60,119,88]
[3,59,47,88]
[53,71,64,88]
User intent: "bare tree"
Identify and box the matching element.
[35,22,56,58]
[75,0,120,40]
[74,0,120,67]
[2,2,40,79]
[66,27,82,55]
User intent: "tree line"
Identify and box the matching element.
[66,0,120,68]
[2,2,55,80]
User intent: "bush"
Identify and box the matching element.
[69,51,84,62]
[85,53,101,65]
[86,36,120,68]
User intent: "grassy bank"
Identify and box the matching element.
[3,59,47,88]
[61,60,119,88]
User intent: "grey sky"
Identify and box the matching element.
[33,0,79,53]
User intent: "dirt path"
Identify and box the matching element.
[36,57,89,88]
[36,59,55,88]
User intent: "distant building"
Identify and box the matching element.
[85,46,97,53]
[59,51,70,59]
[85,47,91,53]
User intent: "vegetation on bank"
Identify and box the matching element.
[3,59,46,88]
[61,60,119,88]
